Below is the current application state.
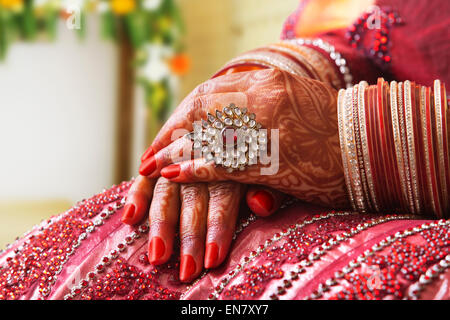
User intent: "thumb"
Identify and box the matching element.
[246,186,286,217]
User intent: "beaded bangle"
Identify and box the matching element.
[217,50,310,78]
[214,38,353,92]
[266,44,322,81]
[357,81,377,211]
[419,85,440,216]
[403,81,422,213]
[441,82,450,212]
[280,41,343,89]
[338,88,357,211]
[295,38,353,88]
[350,84,367,212]
[390,81,409,211]
[413,84,430,213]
[365,85,382,209]
[397,82,415,213]
[433,80,449,213]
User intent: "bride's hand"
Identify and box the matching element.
[140,69,348,208]
[122,175,285,282]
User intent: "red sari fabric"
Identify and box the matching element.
[0,0,449,300]
[282,0,450,88]
[0,182,448,300]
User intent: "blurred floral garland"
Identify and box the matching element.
[0,0,189,121]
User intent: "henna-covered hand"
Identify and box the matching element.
[122,175,285,282]
[140,69,349,208]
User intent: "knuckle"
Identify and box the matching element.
[179,230,203,245]
[208,181,238,199]
[207,214,235,235]
[180,184,202,205]
[153,177,175,194]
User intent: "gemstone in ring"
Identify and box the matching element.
[186,103,266,172]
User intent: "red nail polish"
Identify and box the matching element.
[161,164,180,179]
[149,237,165,264]
[179,254,196,282]
[204,243,219,269]
[139,157,156,176]
[121,203,136,224]
[141,146,155,162]
[247,190,274,217]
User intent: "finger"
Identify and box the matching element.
[246,186,286,217]
[204,182,246,269]
[140,137,193,178]
[141,145,155,162]
[122,176,156,225]
[160,157,262,185]
[148,177,180,265]
[151,92,248,153]
[179,183,209,282]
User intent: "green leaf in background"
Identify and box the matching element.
[43,10,58,40]
[0,0,187,124]
[20,1,37,40]
[142,79,169,120]
[100,11,117,41]
[124,10,148,49]
[0,9,8,60]
[0,9,17,60]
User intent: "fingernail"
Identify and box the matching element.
[139,157,156,176]
[247,190,274,217]
[149,237,165,264]
[121,203,136,224]
[179,254,196,282]
[141,146,155,162]
[204,242,219,269]
[161,164,180,179]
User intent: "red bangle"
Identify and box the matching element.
[381,80,402,209]
[340,79,448,217]
[364,84,382,210]
[412,84,430,213]
[423,86,442,216]
[368,84,387,209]
[440,82,450,213]
[377,80,393,209]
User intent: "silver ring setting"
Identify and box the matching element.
[186,104,267,172]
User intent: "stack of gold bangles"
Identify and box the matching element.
[338,78,449,217]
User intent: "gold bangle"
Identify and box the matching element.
[219,51,310,78]
[351,84,369,212]
[396,82,415,213]
[357,81,377,211]
[390,81,409,211]
[419,85,441,216]
[345,86,366,211]
[404,80,421,213]
[268,43,322,81]
[284,42,343,89]
[433,80,448,213]
[338,88,357,211]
